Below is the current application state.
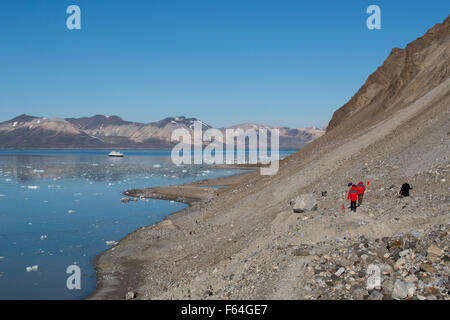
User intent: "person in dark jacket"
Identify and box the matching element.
[348,184,358,212]
[356,181,366,206]
[399,180,413,197]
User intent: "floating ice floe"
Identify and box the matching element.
[32,169,45,173]
[106,240,118,246]
[27,186,39,190]
[4,179,11,182]
[0,194,6,197]
[40,235,47,240]
[68,210,76,214]
[153,164,162,168]
[0,256,4,260]
[26,265,39,272]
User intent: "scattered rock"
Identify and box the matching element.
[394,257,407,270]
[424,287,440,296]
[334,267,345,277]
[125,291,136,300]
[366,264,381,290]
[290,194,318,213]
[420,263,436,273]
[158,219,181,230]
[392,280,415,299]
[352,288,368,300]
[380,263,393,275]
[437,278,448,288]
[292,248,310,256]
[427,244,443,257]
[368,290,384,300]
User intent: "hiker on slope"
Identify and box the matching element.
[399,180,413,197]
[356,181,366,206]
[348,184,358,212]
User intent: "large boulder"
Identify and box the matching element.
[290,194,318,213]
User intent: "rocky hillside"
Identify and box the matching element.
[89,16,449,301]
[327,16,450,136]
[0,114,324,149]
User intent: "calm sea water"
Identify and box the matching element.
[0,149,295,300]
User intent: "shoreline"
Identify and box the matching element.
[88,166,257,300]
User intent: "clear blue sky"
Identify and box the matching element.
[0,1,448,128]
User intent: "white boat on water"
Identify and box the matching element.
[108,151,124,157]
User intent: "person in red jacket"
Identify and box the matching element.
[356,181,366,206]
[348,184,358,212]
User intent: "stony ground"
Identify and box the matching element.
[292,224,449,300]
[89,75,449,300]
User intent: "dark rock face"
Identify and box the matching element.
[327,17,450,134]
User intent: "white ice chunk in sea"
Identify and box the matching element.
[26,265,38,272]
[27,186,39,190]
[40,235,47,240]
[68,210,76,214]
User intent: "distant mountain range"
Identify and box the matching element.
[0,114,325,149]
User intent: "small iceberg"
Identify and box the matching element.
[27,186,39,190]
[40,235,47,240]
[26,265,39,272]
[68,210,76,214]
[106,240,118,246]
